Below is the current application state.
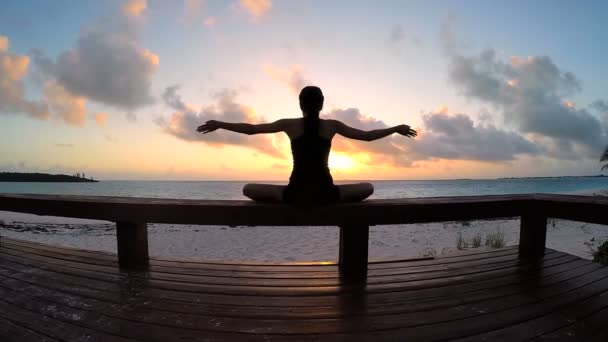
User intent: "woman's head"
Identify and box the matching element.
[299,86,324,116]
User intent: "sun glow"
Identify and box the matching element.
[329,153,356,170]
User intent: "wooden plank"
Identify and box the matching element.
[1,192,606,227]
[536,193,608,226]
[338,225,368,281]
[0,193,535,226]
[0,298,138,342]
[0,318,59,342]
[116,221,149,269]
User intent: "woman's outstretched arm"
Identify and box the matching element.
[197,119,288,135]
[332,120,417,141]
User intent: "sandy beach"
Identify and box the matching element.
[1,189,607,263]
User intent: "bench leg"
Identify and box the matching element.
[339,225,369,281]
[519,213,547,258]
[116,221,149,269]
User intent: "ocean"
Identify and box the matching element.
[1,176,607,199]
[1,177,607,262]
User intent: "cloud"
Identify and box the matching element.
[439,13,468,55]
[0,35,50,120]
[43,82,87,126]
[440,16,606,159]
[324,108,415,166]
[592,100,608,113]
[0,36,8,52]
[447,49,605,158]
[262,64,311,94]
[159,86,284,158]
[32,2,158,111]
[55,143,74,148]
[94,112,107,127]
[122,0,147,18]
[324,107,539,166]
[53,29,158,110]
[412,111,540,161]
[238,0,271,21]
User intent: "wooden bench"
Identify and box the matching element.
[2,193,608,281]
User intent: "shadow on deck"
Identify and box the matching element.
[1,238,607,341]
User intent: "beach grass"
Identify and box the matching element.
[485,230,506,249]
[592,240,608,265]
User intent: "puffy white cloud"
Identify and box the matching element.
[238,0,271,21]
[0,35,50,120]
[159,86,284,158]
[51,29,159,110]
[32,1,158,111]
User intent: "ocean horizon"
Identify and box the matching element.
[1,176,607,200]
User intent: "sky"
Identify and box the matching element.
[1,0,607,181]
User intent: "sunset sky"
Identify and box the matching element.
[1,0,607,180]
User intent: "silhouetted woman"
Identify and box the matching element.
[197,86,417,204]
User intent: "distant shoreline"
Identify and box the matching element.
[0,172,98,183]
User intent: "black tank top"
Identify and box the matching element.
[283,119,340,204]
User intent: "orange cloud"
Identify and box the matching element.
[94,112,108,127]
[122,0,147,17]
[160,86,284,158]
[0,35,50,120]
[1,51,29,81]
[238,0,271,21]
[0,36,8,52]
[44,82,87,126]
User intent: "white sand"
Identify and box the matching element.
[1,189,607,262]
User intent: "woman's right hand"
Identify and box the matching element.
[197,120,222,134]
[396,124,417,138]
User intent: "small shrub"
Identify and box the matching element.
[456,232,466,250]
[485,230,505,249]
[592,241,608,265]
[472,233,482,248]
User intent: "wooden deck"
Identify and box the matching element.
[1,237,607,341]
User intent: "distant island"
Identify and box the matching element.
[0,172,98,183]
[497,175,607,180]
